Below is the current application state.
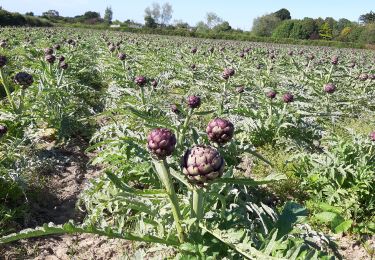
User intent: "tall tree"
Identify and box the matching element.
[145,2,161,24]
[145,15,157,28]
[274,8,291,21]
[359,11,375,24]
[206,12,223,29]
[319,22,333,40]
[104,6,113,24]
[161,2,173,25]
[252,14,281,37]
[42,10,59,18]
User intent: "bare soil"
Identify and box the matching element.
[0,137,130,260]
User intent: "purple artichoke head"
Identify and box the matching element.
[44,47,53,55]
[206,118,234,144]
[236,86,245,93]
[0,55,7,68]
[359,74,368,81]
[147,128,176,159]
[266,90,277,99]
[170,104,179,114]
[135,76,147,86]
[118,53,126,60]
[370,131,375,142]
[331,56,339,65]
[14,72,33,88]
[0,124,8,138]
[324,83,336,94]
[45,54,56,64]
[282,92,294,103]
[182,145,225,185]
[187,95,201,109]
[59,62,68,70]
[222,68,235,80]
[151,79,158,88]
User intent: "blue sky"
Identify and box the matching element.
[1,0,374,30]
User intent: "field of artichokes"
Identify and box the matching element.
[0,27,374,259]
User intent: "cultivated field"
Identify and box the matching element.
[0,27,374,259]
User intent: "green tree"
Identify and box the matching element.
[359,11,375,24]
[83,11,100,20]
[104,6,113,24]
[319,22,333,40]
[195,21,209,33]
[336,18,352,32]
[252,14,281,37]
[161,2,173,25]
[213,21,232,32]
[274,8,291,21]
[144,15,157,28]
[206,12,223,29]
[25,12,34,16]
[359,24,375,43]
[300,18,318,39]
[42,10,59,18]
[272,20,295,38]
[145,2,161,24]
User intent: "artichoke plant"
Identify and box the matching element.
[222,68,235,80]
[0,55,7,67]
[206,118,234,144]
[45,54,56,64]
[236,86,244,93]
[135,76,147,86]
[59,62,68,70]
[182,145,225,185]
[170,104,179,114]
[266,90,277,99]
[282,92,294,103]
[187,95,201,109]
[331,56,338,65]
[118,53,126,61]
[147,128,176,159]
[0,124,8,138]
[44,47,53,55]
[14,72,33,88]
[370,131,375,142]
[324,83,336,94]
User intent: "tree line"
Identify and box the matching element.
[0,4,374,45]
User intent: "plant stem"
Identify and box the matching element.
[18,88,26,113]
[140,87,146,106]
[326,64,334,83]
[191,188,204,231]
[0,68,17,112]
[178,108,193,147]
[236,94,241,109]
[219,81,227,114]
[57,69,64,87]
[153,159,185,243]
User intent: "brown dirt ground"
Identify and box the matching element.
[0,137,131,260]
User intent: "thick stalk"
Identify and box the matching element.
[219,82,227,114]
[0,68,17,112]
[140,86,146,106]
[18,88,26,113]
[235,94,242,110]
[191,188,204,230]
[57,69,64,87]
[178,108,193,147]
[153,159,185,243]
[326,64,334,83]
